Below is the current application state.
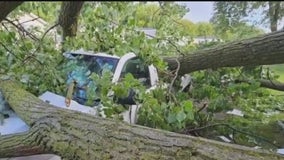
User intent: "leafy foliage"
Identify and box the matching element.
[0,1,283,150]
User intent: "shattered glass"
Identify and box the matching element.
[63,54,119,105]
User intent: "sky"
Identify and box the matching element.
[179,2,214,23]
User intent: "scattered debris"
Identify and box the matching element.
[180,74,192,92]
[218,135,232,143]
[253,146,262,149]
[277,148,284,155]
[226,109,244,117]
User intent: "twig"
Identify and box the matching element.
[40,22,59,42]
[184,123,280,148]
[166,58,180,106]
[17,24,31,53]
[22,23,59,65]
[18,17,40,25]
[1,22,23,56]
[158,2,188,28]
[0,41,22,60]
[3,18,40,41]
[151,8,161,23]
[197,103,208,113]
[167,39,185,56]
[1,19,43,66]
[168,58,180,93]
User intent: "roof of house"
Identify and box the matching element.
[137,28,157,38]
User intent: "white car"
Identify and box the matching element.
[40,49,160,124]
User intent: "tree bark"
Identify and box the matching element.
[58,1,85,40]
[163,29,284,76]
[268,2,281,32]
[0,80,283,159]
[0,1,24,22]
[235,79,284,91]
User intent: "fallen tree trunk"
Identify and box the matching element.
[0,80,283,159]
[163,29,284,75]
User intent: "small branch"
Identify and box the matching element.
[17,23,32,52]
[168,58,180,93]
[167,39,185,56]
[22,23,59,65]
[151,8,161,24]
[40,23,59,42]
[0,41,22,60]
[197,103,208,113]
[3,18,40,41]
[166,58,180,105]
[19,17,40,25]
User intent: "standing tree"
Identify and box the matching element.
[211,1,284,32]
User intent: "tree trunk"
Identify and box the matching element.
[268,2,281,32]
[163,29,284,75]
[0,1,24,22]
[58,1,85,40]
[0,80,283,160]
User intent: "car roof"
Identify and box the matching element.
[63,49,120,59]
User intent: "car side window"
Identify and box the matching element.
[120,58,151,87]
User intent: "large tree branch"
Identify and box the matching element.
[163,30,284,75]
[235,79,284,91]
[0,2,23,22]
[0,80,283,159]
[260,79,284,91]
[0,131,46,157]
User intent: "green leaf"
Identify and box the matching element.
[167,113,176,123]
[104,108,114,117]
[187,112,194,121]
[25,41,33,50]
[176,110,186,122]
[183,100,193,113]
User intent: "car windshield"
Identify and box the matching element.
[62,53,119,105]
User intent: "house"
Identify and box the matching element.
[192,36,222,44]
[137,28,223,46]
[138,27,157,39]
